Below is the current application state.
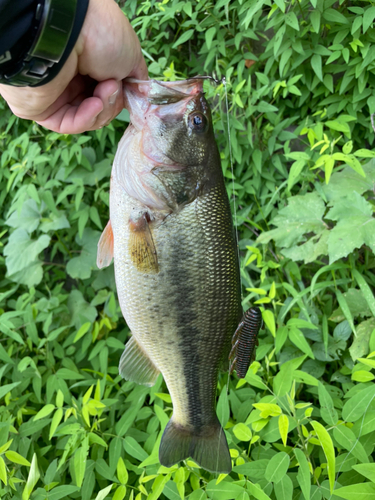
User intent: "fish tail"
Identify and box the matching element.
[159,417,231,473]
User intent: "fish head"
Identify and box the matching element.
[123,79,217,168]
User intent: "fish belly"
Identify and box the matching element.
[111,177,240,430]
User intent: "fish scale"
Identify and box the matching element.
[97,78,241,473]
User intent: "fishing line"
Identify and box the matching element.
[223,78,243,304]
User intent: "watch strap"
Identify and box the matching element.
[0,0,77,87]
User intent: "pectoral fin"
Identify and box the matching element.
[129,213,159,274]
[97,220,114,269]
[119,336,160,387]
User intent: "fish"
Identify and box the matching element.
[229,307,262,378]
[97,78,242,473]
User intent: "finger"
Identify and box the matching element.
[130,54,148,80]
[36,97,104,134]
[90,79,124,128]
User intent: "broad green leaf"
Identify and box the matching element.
[327,193,375,264]
[113,485,127,500]
[264,452,290,483]
[233,423,252,441]
[333,425,369,463]
[352,463,375,483]
[311,54,323,81]
[274,474,293,500]
[206,479,244,499]
[342,384,375,422]
[248,481,272,500]
[289,327,315,359]
[311,421,335,493]
[73,447,87,488]
[0,381,21,400]
[46,485,79,500]
[294,449,311,500]
[352,270,375,317]
[123,437,148,462]
[334,483,375,500]
[172,29,194,49]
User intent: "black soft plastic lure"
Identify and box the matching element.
[229,307,262,378]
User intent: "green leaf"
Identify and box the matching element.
[310,11,321,33]
[5,451,31,466]
[333,425,369,463]
[336,291,356,337]
[49,408,63,439]
[352,270,375,317]
[173,29,194,48]
[123,437,148,462]
[311,54,323,81]
[342,384,375,423]
[323,8,349,24]
[349,319,375,361]
[66,228,100,280]
[289,327,315,359]
[4,229,50,286]
[285,12,299,30]
[334,483,375,500]
[95,484,113,500]
[217,387,230,427]
[318,383,338,426]
[274,474,293,500]
[247,481,272,500]
[22,454,40,500]
[0,381,21,400]
[46,485,79,500]
[117,457,128,485]
[273,368,294,397]
[34,404,55,421]
[206,479,244,499]
[262,309,276,337]
[294,449,311,500]
[113,485,127,500]
[257,193,326,248]
[233,423,252,441]
[0,456,7,485]
[311,421,335,493]
[205,27,216,50]
[73,447,87,488]
[264,452,290,483]
[352,463,375,483]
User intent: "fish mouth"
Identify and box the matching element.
[124,77,204,105]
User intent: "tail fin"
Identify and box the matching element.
[159,417,231,473]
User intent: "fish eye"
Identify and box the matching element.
[188,112,208,133]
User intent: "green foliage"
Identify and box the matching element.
[1,0,375,498]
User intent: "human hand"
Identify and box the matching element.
[0,0,147,134]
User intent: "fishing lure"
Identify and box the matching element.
[229,307,262,378]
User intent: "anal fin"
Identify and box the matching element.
[97,220,114,269]
[119,336,160,387]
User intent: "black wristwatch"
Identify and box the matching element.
[0,0,77,87]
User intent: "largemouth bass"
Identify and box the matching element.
[97,78,241,473]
